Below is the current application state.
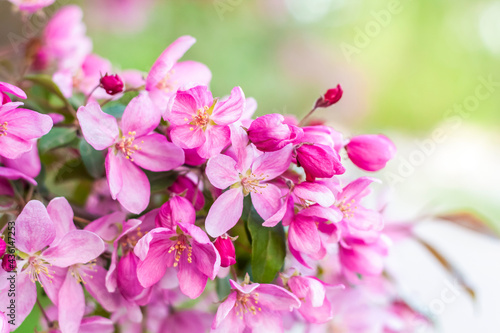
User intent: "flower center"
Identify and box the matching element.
[115,131,143,161]
[186,106,210,131]
[0,121,7,136]
[120,227,144,254]
[155,69,177,93]
[337,197,357,219]
[234,291,261,319]
[25,256,54,287]
[168,236,193,267]
[239,170,268,196]
[70,259,97,284]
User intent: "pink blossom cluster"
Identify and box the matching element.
[0,5,432,333]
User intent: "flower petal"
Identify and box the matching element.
[47,197,76,245]
[16,200,55,254]
[170,125,206,149]
[293,182,335,207]
[121,93,160,137]
[177,256,208,299]
[131,133,184,172]
[196,125,231,159]
[206,154,239,189]
[211,86,245,125]
[43,230,104,267]
[77,102,119,150]
[59,271,85,333]
[288,217,321,256]
[251,183,282,220]
[251,144,292,180]
[205,188,244,237]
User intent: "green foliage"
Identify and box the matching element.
[79,139,105,179]
[38,128,77,153]
[242,196,286,283]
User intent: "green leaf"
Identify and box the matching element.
[243,196,286,283]
[216,275,231,301]
[38,127,77,153]
[79,139,105,179]
[24,74,67,103]
[144,170,178,192]
[102,103,126,118]
[53,159,92,184]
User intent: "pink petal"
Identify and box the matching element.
[251,183,282,220]
[211,86,245,125]
[168,92,197,125]
[105,150,122,199]
[0,81,26,99]
[77,102,119,150]
[84,211,126,242]
[196,125,231,159]
[169,60,211,87]
[206,154,240,189]
[177,256,208,299]
[293,182,335,207]
[251,144,292,180]
[16,200,55,254]
[288,217,321,256]
[78,317,115,333]
[0,166,36,185]
[59,271,85,333]
[256,283,301,311]
[341,176,380,203]
[47,197,76,245]
[83,265,120,312]
[43,230,104,267]
[170,125,206,149]
[3,108,52,140]
[0,134,33,159]
[350,207,384,231]
[0,272,36,330]
[121,93,160,137]
[39,266,67,306]
[205,188,244,237]
[116,157,150,214]
[212,291,237,329]
[2,144,41,178]
[131,133,184,172]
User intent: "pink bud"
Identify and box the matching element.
[315,84,343,108]
[0,239,6,258]
[100,74,124,95]
[169,175,205,211]
[2,254,16,272]
[295,143,345,182]
[346,134,396,172]
[214,235,236,267]
[248,114,303,152]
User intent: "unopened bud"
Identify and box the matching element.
[100,74,124,95]
[214,234,237,267]
[315,84,343,108]
[2,254,16,272]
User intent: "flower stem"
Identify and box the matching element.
[37,298,52,327]
[298,106,317,127]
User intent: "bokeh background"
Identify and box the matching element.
[1,0,500,331]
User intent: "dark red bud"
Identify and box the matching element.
[100,74,124,95]
[214,235,236,267]
[315,84,343,108]
[0,239,6,258]
[2,254,16,272]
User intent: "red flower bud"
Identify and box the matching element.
[2,254,16,272]
[315,84,343,108]
[100,74,124,95]
[0,239,6,258]
[214,234,236,267]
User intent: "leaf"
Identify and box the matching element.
[216,275,231,301]
[102,103,126,118]
[24,74,67,103]
[243,196,286,283]
[416,237,476,302]
[144,170,178,192]
[53,159,92,184]
[436,211,499,238]
[38,127,77,153]
[79,139,105,179]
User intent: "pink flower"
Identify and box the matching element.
[0,81,27,105]
[247,113,303,152]
[332,177,384,232]
[0,101,53,159]
[155,196,195,230]
[346,134,396,171]
[77,94,185,213]
[7,0,54,13]
[0,199,104,330]
[211,278,301,332]
[295,143,345,182]
[100,73,124,95]
[39,6,92,71]
[315,84,343,108]
[214,234,237,268]
[287,275,343,324]
[168,175,205,211]
[205,144,293,237]
[134,221,221,299]
[146,36,212,115]
[168,85,245,158]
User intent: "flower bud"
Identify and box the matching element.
[346,134,396,171]
[2,254,16,272]
[0,239,6,258]
[296,143,345,181]
[214,234,236,267]
[315,84,343,108]
[248,113,303,152]
[100,74,124,95]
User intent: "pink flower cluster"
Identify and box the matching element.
[0,5,431,333]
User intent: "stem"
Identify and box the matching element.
[73,216,91,224]
[25,185,34,203]
[84,84,100,105]
[230,266,238,281]
[37,299,52,327]
[298,106,317,127]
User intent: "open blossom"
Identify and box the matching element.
[211,278,301,333]
[168,85,246,158]
[0,96,53,159]
[205,144,292,237]
[77,93,185,213]
[146,36,212,115]
[346,134,396,172]
[0,81,27,105]
[0,199,104,330]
